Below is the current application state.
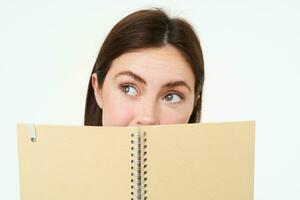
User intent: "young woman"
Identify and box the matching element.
[84,8,205,126]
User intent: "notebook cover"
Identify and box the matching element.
[141,121,255,200]
[17,124,134,200]
[17,121,255,200]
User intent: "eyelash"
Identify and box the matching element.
[119,83,185,103]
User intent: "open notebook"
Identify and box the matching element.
[17,121,255,200]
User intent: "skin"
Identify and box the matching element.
[92,44,198,126]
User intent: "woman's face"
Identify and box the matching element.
[92,45,197,126]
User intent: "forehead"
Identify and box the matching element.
[108,45,195,86]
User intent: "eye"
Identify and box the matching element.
[121,84,138,96]
[163,93,182,103]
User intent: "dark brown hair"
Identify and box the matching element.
[84,8,205,126]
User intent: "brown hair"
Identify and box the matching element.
[84,8,205,126]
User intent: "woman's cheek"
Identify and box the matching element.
[159,105,192,124]
[103,97,135,126]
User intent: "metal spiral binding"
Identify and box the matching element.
[130,130,148,200]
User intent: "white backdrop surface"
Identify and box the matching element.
[0,0,299,199]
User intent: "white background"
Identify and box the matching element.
[0,0,299,199]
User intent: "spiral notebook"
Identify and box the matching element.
[17,121,255,200]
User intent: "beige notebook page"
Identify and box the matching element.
[141,121,255,200]
[17,124,135,200]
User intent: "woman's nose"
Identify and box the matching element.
[135,99,160,125]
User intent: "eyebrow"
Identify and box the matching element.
[114,70,192,92]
